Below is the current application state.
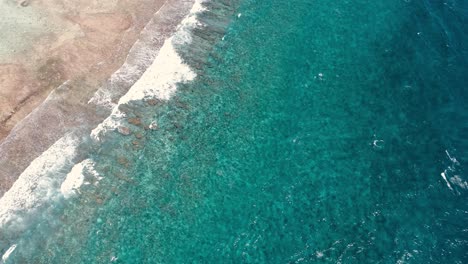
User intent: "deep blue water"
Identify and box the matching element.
[1,0,468,263]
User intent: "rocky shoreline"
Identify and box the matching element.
[0,0,168,140]
[0,0,196,197]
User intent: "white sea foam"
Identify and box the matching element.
[116,0,206,104]
[0,134,78,230]
[87,0,176,109]
[440,171,453,190]
[449,175,468,190]
[445,150,459,165]
[90,109,125,141]
[1,244,16,263]
[90,0,206,141]
[118,39,196,104]
[87,50,148,109]
[174,0,207,44]
[0,0,208,249]
[440,150,465,192]
[61,159,100,198]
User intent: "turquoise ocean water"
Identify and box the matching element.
[1,0,467,263]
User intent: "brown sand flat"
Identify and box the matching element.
[0,0,167,141]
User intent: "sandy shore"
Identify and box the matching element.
[0,0,196,196]
[0,0,167,139]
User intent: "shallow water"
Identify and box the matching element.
[0,1,54,60]
[1,0,467,263]
[0,0,83,62]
